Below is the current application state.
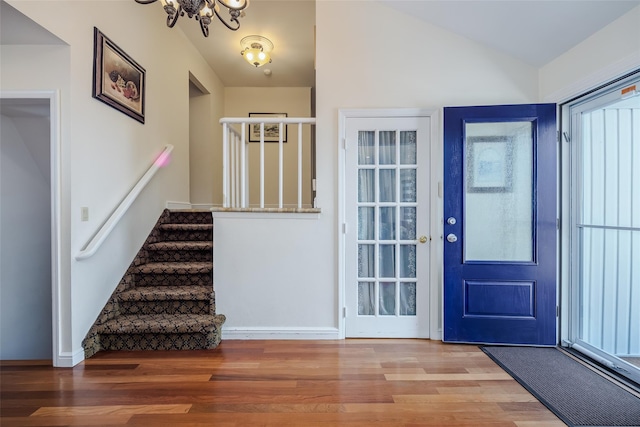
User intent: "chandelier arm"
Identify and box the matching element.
[134,0,158,3]
[213,9,241,31]
[166,4,180,28]
[200,19,210,37]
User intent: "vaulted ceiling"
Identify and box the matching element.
[2,0,639,89]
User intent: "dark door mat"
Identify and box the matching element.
[481,346,640,427]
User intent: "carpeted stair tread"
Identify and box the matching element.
[147,241,213,251]
[135,262,212,274]
[119,285,212,302]
[97,314,226,334]
[159,224,212,231]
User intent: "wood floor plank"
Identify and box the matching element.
[1,415,133,426]
[0,339,563,426]
[385,372,514,381]
[31,404,191,416]
[392,393,538,403]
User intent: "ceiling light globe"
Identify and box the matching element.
[200,4,213,18]
[240,35,274,67]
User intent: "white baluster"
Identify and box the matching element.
[279,122,284,209]
[222,123,229,208]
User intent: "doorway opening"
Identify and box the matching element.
[0,95,57,361]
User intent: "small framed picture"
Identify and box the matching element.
[467,136,514,192]
[92,27,145,124]
[248,113,287,142]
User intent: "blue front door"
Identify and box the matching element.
[443,104,557,345]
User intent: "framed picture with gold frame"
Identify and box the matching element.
[92,27,145,124]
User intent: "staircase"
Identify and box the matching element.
[83,209,225,358]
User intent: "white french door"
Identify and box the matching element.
[344,115,431,337]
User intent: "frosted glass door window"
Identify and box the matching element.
[464,122,534,262]
[356,129,418,317]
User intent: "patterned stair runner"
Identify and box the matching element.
[82,209,225,357]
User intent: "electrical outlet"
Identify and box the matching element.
[81,207,89,222]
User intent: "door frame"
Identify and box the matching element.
[0,90,63,366]
[338,108,442,339]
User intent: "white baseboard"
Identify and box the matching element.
[54,348,84,367]
[221,327,340,340]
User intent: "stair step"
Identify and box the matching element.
[119,285,212,302]
[159,224,212,231]
[147,241,213,251]
[96,313,225,334]
[157,224,213,242]
[167,210,213,225]
[134,262,212,275]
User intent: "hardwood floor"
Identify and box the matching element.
[1,339,565,426]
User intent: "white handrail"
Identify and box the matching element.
[221,117,316,125]
[75,144,174,260]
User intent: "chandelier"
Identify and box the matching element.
[135,0,249,37]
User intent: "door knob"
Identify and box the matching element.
[446,233,458,243]
[419,235,429,244]
[447,217,457,225]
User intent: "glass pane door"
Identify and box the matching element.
[357,130,418,317]
[568,75,640,383]
[344,115,431,338]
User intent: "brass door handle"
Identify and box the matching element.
[419,236,429,244]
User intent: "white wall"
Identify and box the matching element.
[224,87,313,207]
[214,213,335,338]
[540,5,640,101]
[190,75,225,206]
[151,4,640,346]
[215,1,541,339]
[315,1,540,336]
[2,0,225,364]
[0,113,52,359]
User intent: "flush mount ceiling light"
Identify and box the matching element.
[135,0,249,37]
[240,35,273,68]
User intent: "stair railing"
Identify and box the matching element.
[220,117,316,209]
[75,144,174,260]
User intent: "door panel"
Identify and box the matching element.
[345,116,430,337]
[443,104,557,345]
